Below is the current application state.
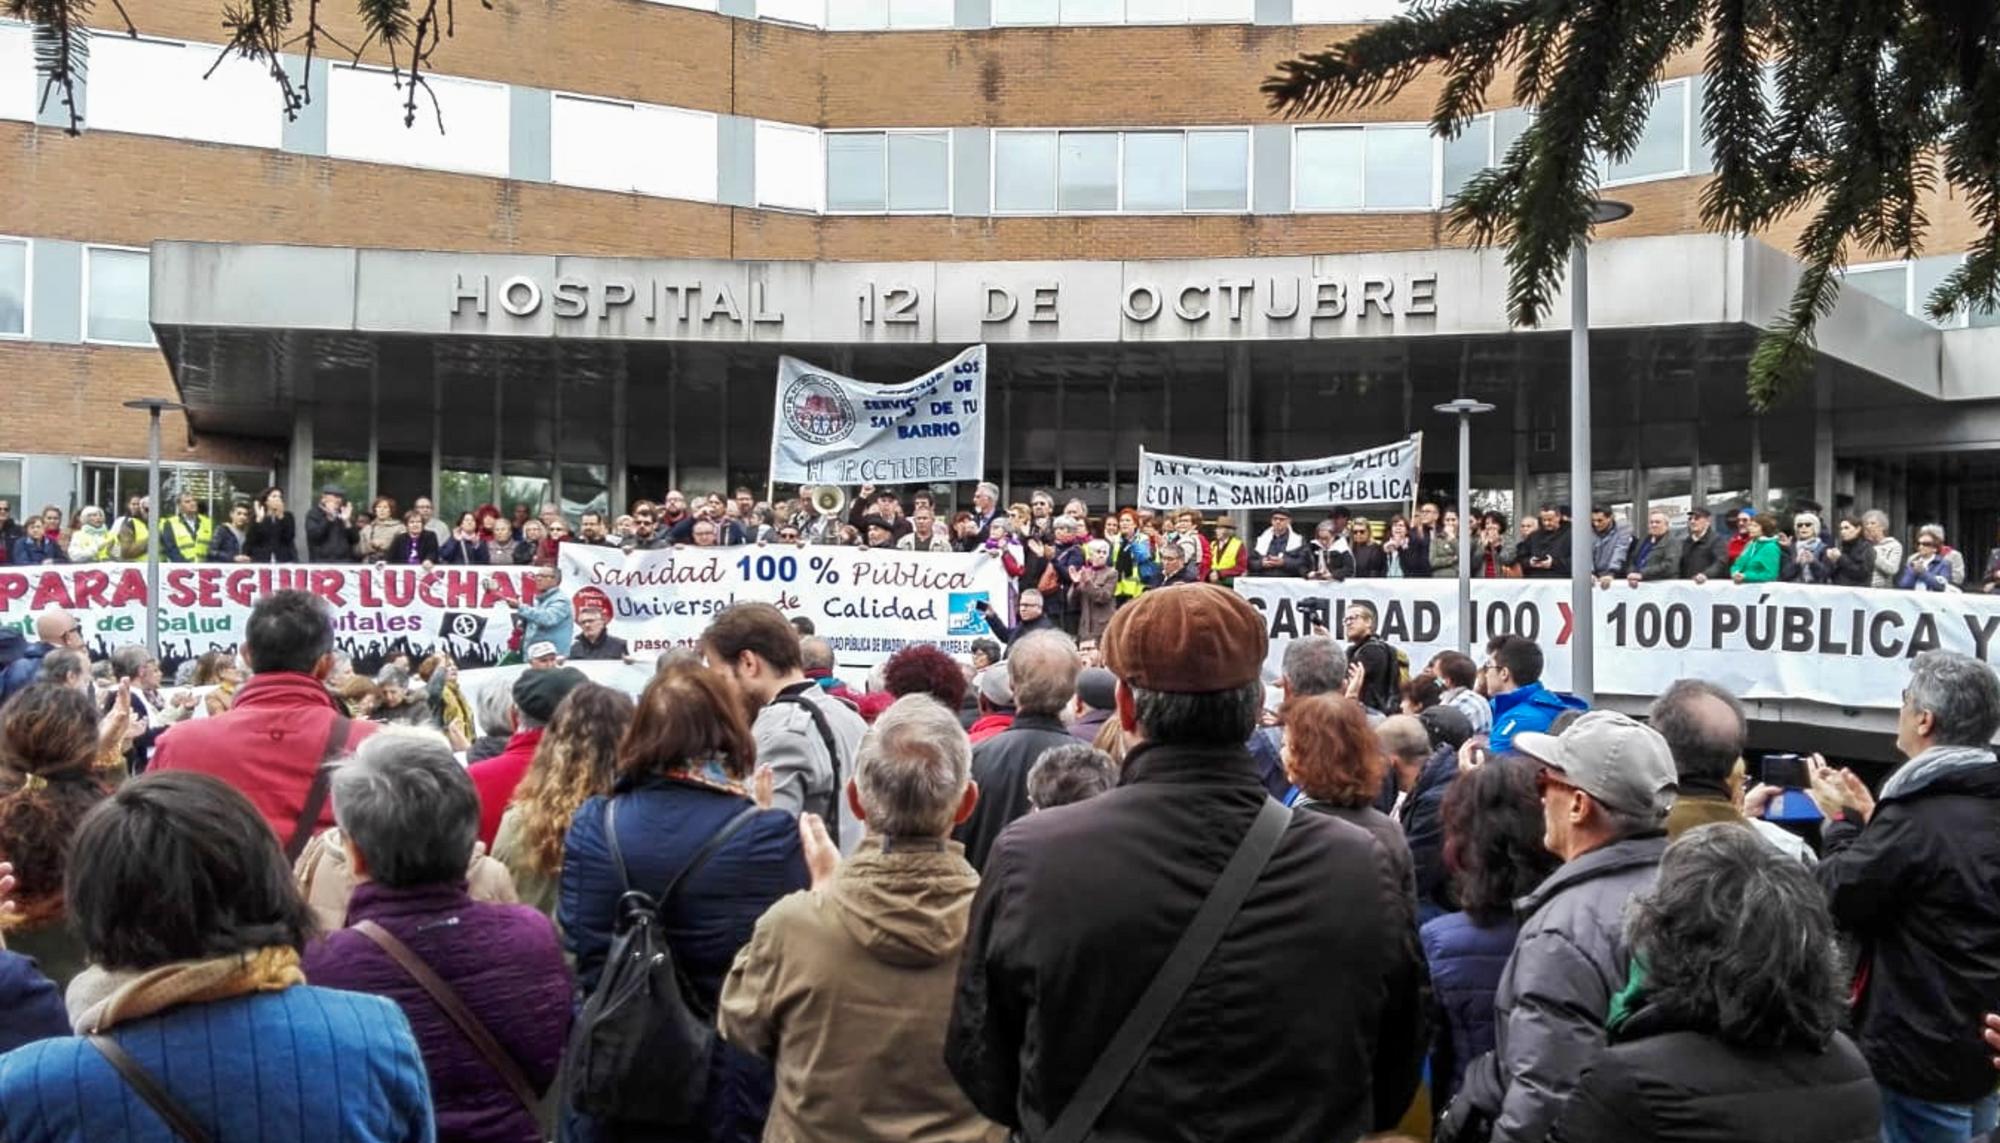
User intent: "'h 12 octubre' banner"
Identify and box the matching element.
[1139,434,1421,512]
[769,345,987,487]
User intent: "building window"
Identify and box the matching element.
[755,122,824,212]
[993,131,1058,212]
[757,0,824,23]
[1841,262,1913,312]
[1186,130,1250,210]
[551,94,717,201]
[87,33,281,149]
[826,0,953,28]
[993,0,1248,22]
[1121,133,1184,212]
[825,130,950,213]
[1442,115,1492,201]
[1290,0,1409,20]
[1606,78,1690,183]
[84,246,153,347]
[1120,130,1249,212]
[995,128,1249,214]
[0,237,26,338]
[326,65,510,177]
[1294,124,1436,210]
[0,22,33,122]
[1058,132,1119,211]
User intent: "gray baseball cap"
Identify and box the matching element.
[1514,710,1678,820]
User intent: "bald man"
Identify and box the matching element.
[0,608,86,704]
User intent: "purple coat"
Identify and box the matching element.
[303,881,574,1143]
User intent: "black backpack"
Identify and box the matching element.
[559,797,759,1126]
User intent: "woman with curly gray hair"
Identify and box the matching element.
[1551,823,1879,1143]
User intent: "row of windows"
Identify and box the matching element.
[0,25,1701,215]
[0,239,153,346]
[653,0,1402,29]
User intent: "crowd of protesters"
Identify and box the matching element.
[0,477,1997,1142]
[7,489,1997,598]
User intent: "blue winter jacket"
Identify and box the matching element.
[1489,683,1590,756]
[0,985,435,1143]
[516,587,572,652]
[560,776,810,1143]
[0,949,68,1055]
[1421,911,1521,1110]
[1399,745,1459,924]
[0,633,48,708]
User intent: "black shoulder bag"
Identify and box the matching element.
[1042,797,1292,1143]
[559,798,760,1126]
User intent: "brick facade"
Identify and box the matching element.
[5,4,1985,468]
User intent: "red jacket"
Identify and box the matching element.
[150,672,376,849]
[469,728,545,848]
[968,713,1015,745]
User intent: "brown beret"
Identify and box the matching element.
[1101,583,1268,694]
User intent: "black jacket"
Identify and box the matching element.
[947,740,1428,1143]
[1398,745,1458,918]
[1305,541,1354,580]
[1678,528,1731,579]
[304,506,358,562]
[243,514,297,563]
[567,631,628,661]
[1817,752,2000,1101]
[1552,1012,1878,1143]
[385,532,441,565]
[1522,525,1571,577]
[1350,542,1387,579]
[1829,536,1876,586]
[952,713,1075,872]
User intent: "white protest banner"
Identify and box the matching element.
[0,563,536,676]
[1237,577,1574,693]
[769,345,987,486]
[1236,577,2000,711]
[1138,434,1422,512]
[558,543,1013,666]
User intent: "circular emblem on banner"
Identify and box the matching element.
[448,613,483,639]
[783,374,857,447]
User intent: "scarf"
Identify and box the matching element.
[1879,744,1998,802]
[67,947,304,1033]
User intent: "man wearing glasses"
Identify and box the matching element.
[1441,711,1675,1143]
[0,608,86,705]
[623,501,670,552]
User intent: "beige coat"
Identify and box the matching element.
[719,836,1006,1143]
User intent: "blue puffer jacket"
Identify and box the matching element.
[1420,911,1520,1110]
[560,775,810,1143]
[0,985,435,1142]
[1489,683,1590,755]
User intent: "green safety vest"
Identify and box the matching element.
[161,515,213,561]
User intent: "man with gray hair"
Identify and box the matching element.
[954,630,1081,870]
[1809,650,2000,1141]
[1444,710,1675,1143]
[719,694,994,1143]
[1246,634,1352,798]
[1026,743,1116,810]
[302,729,572,1142]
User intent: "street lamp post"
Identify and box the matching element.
[124,398,187,658]
[1434,398,1495,654]
[1569,199,1632,705]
